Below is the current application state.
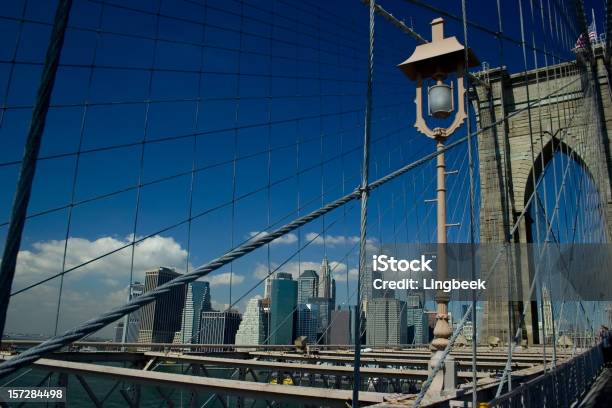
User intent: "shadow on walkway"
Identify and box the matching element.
[578,367,612,408]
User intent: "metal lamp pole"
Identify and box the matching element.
[429,137,452,391]
[397,18,479,394]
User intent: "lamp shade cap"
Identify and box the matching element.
[397,18,479,81]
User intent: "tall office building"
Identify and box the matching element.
[297,269,319,343]
[296,303,319,343]
[363,264,384,301]
[176,281,211,343]
[308,297,333,343]
[318,257,332,299]
[331,278,336,310]
[265,272,292,299]
[329,306,355,345]
[407,308,428,344]
[235,298,268,345]
[121,281,145,343]
[406,294,427,344]
[199,309,242,346]
[114,322,124,343]
[458,304,480,342]
[268,273,297,345]
[463,322,474,342]
[297,257,336,344]
[264,277,271,299]
[541,287,553,343]
[297,270,318,304]
[137,268,185,344]
[366,298,407,346]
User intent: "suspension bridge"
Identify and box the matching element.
[0,0,611,407]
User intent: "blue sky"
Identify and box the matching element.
[0,0,605,337]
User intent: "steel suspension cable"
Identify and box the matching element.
[460,1,479,405]
[52,2,105,336]
[352,0,374,404]
[0,0,73,341]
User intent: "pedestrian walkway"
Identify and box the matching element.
[578,367,612,407]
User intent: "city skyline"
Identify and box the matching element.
[0,0,609,405]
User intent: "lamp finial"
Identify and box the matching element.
[431,18,445,42]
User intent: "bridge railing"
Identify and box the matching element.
[487,344,604,408]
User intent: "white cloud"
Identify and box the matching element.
[14,235,189,286]
[305,232,358,246]
[7,235,190,338]
[248,231,377,251]
[334,267,359,282]
[210,299,230,311]
[304,233,378,252]
[248,231,298,245]
[208,272,245,287]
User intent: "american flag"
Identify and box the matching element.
[575,33,587,49]
[575,17,597,49]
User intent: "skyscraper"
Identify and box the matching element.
[264,276,272,300]
[268,273,297,345]
[235,298,268,345]
[137,268,185,344]
[462,322,474,342]
[296,269,319,342]
[114,321,124,343]
[297,270,318,304]
[175,281,211,343]
[331,278,336,310]
[199,309,242,346]
[318,257,332,299]
[296,303,319,343]
[366,298,407,346]
[307,297,333,343]
[406,307,428,344]
[121,281,144,343]
[329,306,355,344]
[265,272,292,299]
[542,287,553,343]
[297,257,336,344]
[363,263,379,301]
[406,293,427,344]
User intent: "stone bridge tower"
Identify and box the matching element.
[473,44,612,345]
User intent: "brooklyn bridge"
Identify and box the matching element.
[0,0,611,407]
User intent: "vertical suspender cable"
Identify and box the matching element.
[0,0,73,340]
[528,0,550,374]
[53,3,105,337]
[353,0,374,405]
[124,0,161,347]
[460,1,478,406]
[229,0,245,309]
[538,0,559,368]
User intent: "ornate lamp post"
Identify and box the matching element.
[398,18,478,393]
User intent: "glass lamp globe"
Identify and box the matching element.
[428,83,453,119]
